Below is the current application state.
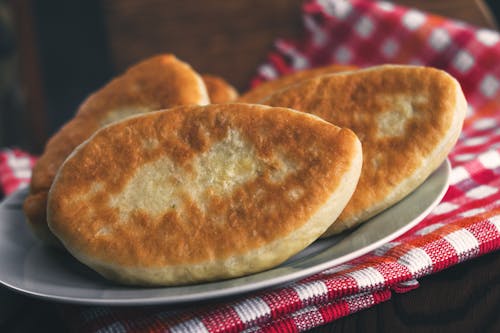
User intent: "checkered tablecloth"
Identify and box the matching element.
[0,148,36,198]
[1,0,500,332]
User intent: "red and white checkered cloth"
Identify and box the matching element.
[2,0,500,332]
[0,148,36,198]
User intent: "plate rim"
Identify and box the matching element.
[0,160,451,305]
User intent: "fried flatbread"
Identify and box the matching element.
[24,54,209,245]
[202,74,239,103]
[238,64,356,103]
[47,103,362,285]
[262,65,466,236]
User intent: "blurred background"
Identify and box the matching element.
[0,0,499,154]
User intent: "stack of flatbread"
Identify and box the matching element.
[24,54,466,285]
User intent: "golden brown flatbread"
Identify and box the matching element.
[261,65,466,236]
[238,64,356,103]
[24,54,209,245]
[202,74,239,103]
[47,103,362,285]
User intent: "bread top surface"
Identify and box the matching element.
[25,54,208,232]
[48,103,360,268]
[202,74,239,103]
[238,64,356,103]
[262,65,466,227]
[76,54,209,123]
[29,54,208,195]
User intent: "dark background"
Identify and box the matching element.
[1,0,499,153]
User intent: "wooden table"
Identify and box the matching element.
[312,251,500,332]
[9,0,500,152]
[2,1,499,332]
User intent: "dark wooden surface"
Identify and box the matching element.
[102,0,304,92]
[9,0,48,153]
[101,0,498,92]
[1,1,499,332]
[311,251,500,333]
[8,0,500,152]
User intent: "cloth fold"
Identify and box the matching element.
[1,0,500,332]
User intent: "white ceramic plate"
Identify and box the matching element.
[0,160,450,305]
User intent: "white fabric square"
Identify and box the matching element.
[473,117,497,130]
[480,75,500,98]
[377,1,394,11]
[13,169,31,179]
[467,185,498,199]
[320,0,352,19]
[258,64,278,80]
[381,38,399,58]
[333,46,353,63]
[292,55,309,70]
[450,166,470,185]
[462,136,488,147]
[397,248,433,275]
[292,307,323,331]
[233,297,271,324]
[402,10,426,30]
[293,281,328,302]
[275,41,309,70]
[479,150,500,169]
[454,153,476,163]
[344,293,374,313]
[7,155,31,169]
[452,50,474,73]
[415,223,445,236]
[171,318,209,333]
[6,152,32,179]
[304,16,328,46]
[444,229,479,262]
[476,29,500,46]
[355,16,374,38]
[460,207,487,218]
[491,215,500,232]
[429,28,451,51]
[432,202,459,215]
[346,267,385,289]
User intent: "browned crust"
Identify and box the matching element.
[262,65,466,233]
[202,74,239,103]
[238,64,357,103]
[48,103,360,267]
[24,54,208,244]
